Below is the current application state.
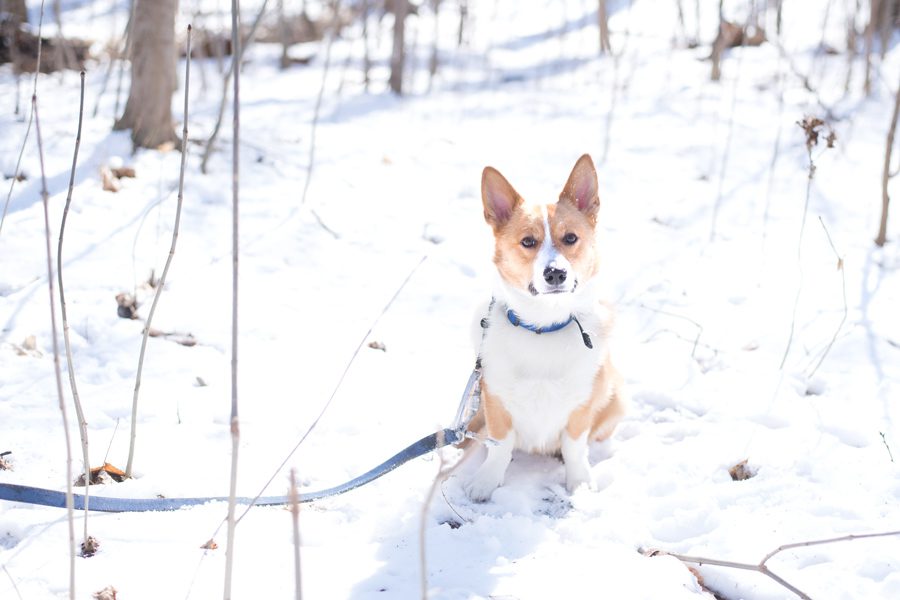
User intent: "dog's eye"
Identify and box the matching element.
[521,236,537,248]
[563,232,578,245]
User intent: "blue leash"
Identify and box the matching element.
[0,428,463,512]
[0,366,484,514]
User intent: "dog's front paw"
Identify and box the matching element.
[466,468,503,502]
[565,463,593,493]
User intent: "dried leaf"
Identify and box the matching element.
[115,293,138,319]
[101,167,121,192]
[110,166,136,179]
[75,462,128,486]
[368,340,387,352]
[200,538,218,550]
[0,451,12,471]
[729,459,757,481]
[81,536,100,557]
[92,585,117,600]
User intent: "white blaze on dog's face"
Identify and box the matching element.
[481,154,601,298]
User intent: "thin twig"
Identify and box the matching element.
[0,0,49,238]
[420,431,469,599]
[1,565,24,600]
[806,216,847,378]
[651,530,900,599]
[112,0,137,123]
[58,70,92,545]
[199,0,269,175]
[875,70,900,246]
[710,14,750,241]
[289,469,302,600]
[124,26,193,478]
[35,84,76,600]
[224,0,242,596]
[299,4,341,210]
[881,432,895,463]
[234,255,427,524]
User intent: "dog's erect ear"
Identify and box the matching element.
[559,154,599,219]
[482,166,523,230]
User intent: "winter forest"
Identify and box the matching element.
[1,0,899,598]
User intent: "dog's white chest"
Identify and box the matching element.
[480,307,606,453]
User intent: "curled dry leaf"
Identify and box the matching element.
[81,536,100,557]
[116,293,138,319]
[368,340,387,352]
[0,451,12,471]
[100,166,121,192]
[200,538,218,550]
[92,585,117,600]
[728,459,757,481]
[75,462,128,486]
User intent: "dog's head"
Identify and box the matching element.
[481,154,601,300]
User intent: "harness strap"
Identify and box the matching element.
[0,428,462,513]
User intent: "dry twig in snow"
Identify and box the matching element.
[224,0,242,595]
[58,69,94,551]
[646,529,900,600]
[289,469,303,600]
[125,25,194,478]
[35,59,77,600]
[875,71,900,246]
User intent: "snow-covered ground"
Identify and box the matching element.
[2,0,899,598]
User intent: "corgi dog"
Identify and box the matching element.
[466,154,625,501]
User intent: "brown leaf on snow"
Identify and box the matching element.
[116,293,138,319]
[200,538,218,550]
[368,340,387,352]
[75,462,128,486]
[0,451,12,471]
[81,536,100,557]
[101,166,121,192]
[728,459,757,481]
[92,585,117,600]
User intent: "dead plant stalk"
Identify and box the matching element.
[224,0,242,596]
[58,69,92,545]
[289,469,302,600]
[35,75,77,600]
[875,71,900,246]
[125,25,193,478]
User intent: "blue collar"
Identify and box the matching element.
[506,308,574,334]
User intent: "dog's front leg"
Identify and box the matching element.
[561,429,592,492]
[467,385,515,501]
[467,432,515,501]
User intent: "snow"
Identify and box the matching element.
[2,0,900,598]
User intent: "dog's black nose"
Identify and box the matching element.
[543,266,567,286]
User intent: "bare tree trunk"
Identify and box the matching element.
[876,73,900,247]
[389,0,408,95]
[598,0,611,54]
[114,0,179,149]
[362,0,371,90]
[864,0,879,95]
[3,0,27,23]
[711,0,725,81]
[428,0,440,90]
[279,0,290,69]
[878,0,893,59]
[457,0,467,46]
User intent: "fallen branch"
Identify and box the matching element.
[646,529,900,600]
[57,69,93,551]
[125,25,193,478]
